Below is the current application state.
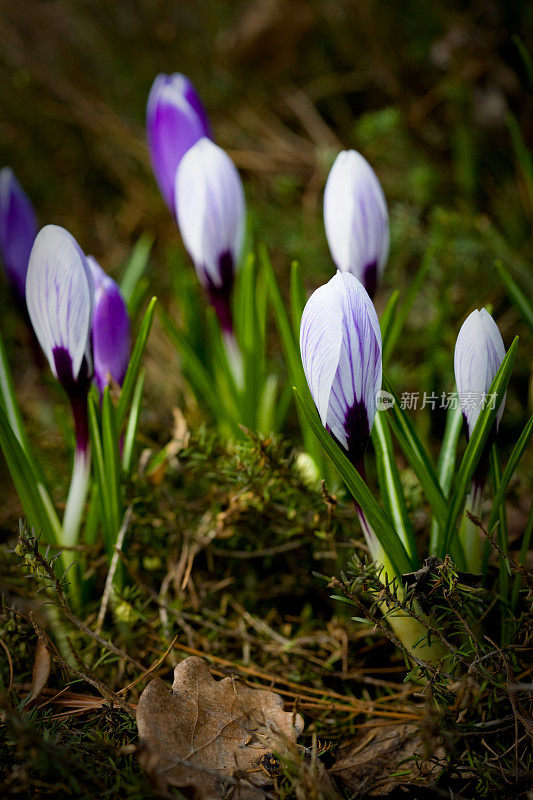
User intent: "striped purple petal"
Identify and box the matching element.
[300,271,382,465]
[26,225,93,387]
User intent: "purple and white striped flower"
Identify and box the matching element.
[323,150,389,298]
[0,167,38,300]
[300,271,382,467]
[454,308,506,439]
[147,73,211,215]
[87,257,130,395]
[26,225,93,400]
[26,224,93,546]
[175,137,245,334]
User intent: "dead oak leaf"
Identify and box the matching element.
[331,723,445,797]
[137,656,304,799]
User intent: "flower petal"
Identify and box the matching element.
[324,150,389,296]
[300,271,382,460]
[454,308,506,436]
[87,256,130,393]
[300,278,344,427]
[146,73,211,215]
[175,138,245,291]
[0,167,37,299]
[26,225,92,383]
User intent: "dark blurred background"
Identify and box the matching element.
[1,0,532,265]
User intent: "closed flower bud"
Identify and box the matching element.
[175,137,245,332]
[0,167,38,300]
[454,308,506,438]
[146,73,211,215]
[26,225,93,392]
[300,271,382,467]
[323,150,389,298]
[87,257,130,394]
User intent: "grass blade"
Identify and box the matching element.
[0,328,31,456]
[371,410,417,563]
[507,112,533,215]
[489,446,509,642]
[513,35,533,87]
[102,387,121,536]
[487,412,533,536]
[120,233,153,306]
[380,290,400,365]
[0,405,60,544]
[290,261,307,341]
[88,393,113,550]
[159,308,239,434]
[494,260,533,336]
[122,369,145,475]
[295,387,416,574]
[116,297,156,429]
[383,377,448,531]
[429,399,463,554]
[383,247,434,365]
[261,245,324,471]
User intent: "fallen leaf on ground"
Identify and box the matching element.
[331,723,445,797]
[29,638,50,702]
[137,655,304,800]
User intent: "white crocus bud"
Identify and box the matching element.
[324,150,389,298]
[454,308,506,439]
[175,138,245,333]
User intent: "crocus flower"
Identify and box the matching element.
[454,308,506,573]
[26,224,93,546]
[175,137,245,335]
[300,271,382,469]
[323,150,389,298]
[0,167,38,300]
[147,73,211,215]
[454,308,506,439]
[87,256,130,394]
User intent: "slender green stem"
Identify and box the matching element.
[62,445,91,548]
[458,481,484,573]
[354,501,444,663]
[222,329,244,390]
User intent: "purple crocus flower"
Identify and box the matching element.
[26,224,93,546]
[175,137,245,335]
[0,167,38,300]
[146,73,211,215]
[87,256,130,395]
[323,150,389,298]
[300,271,382,469]
[454,308,506,439]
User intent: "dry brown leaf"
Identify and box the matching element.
[137,656,304,800]
[331,723,445,797]
[29,638,50,702]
